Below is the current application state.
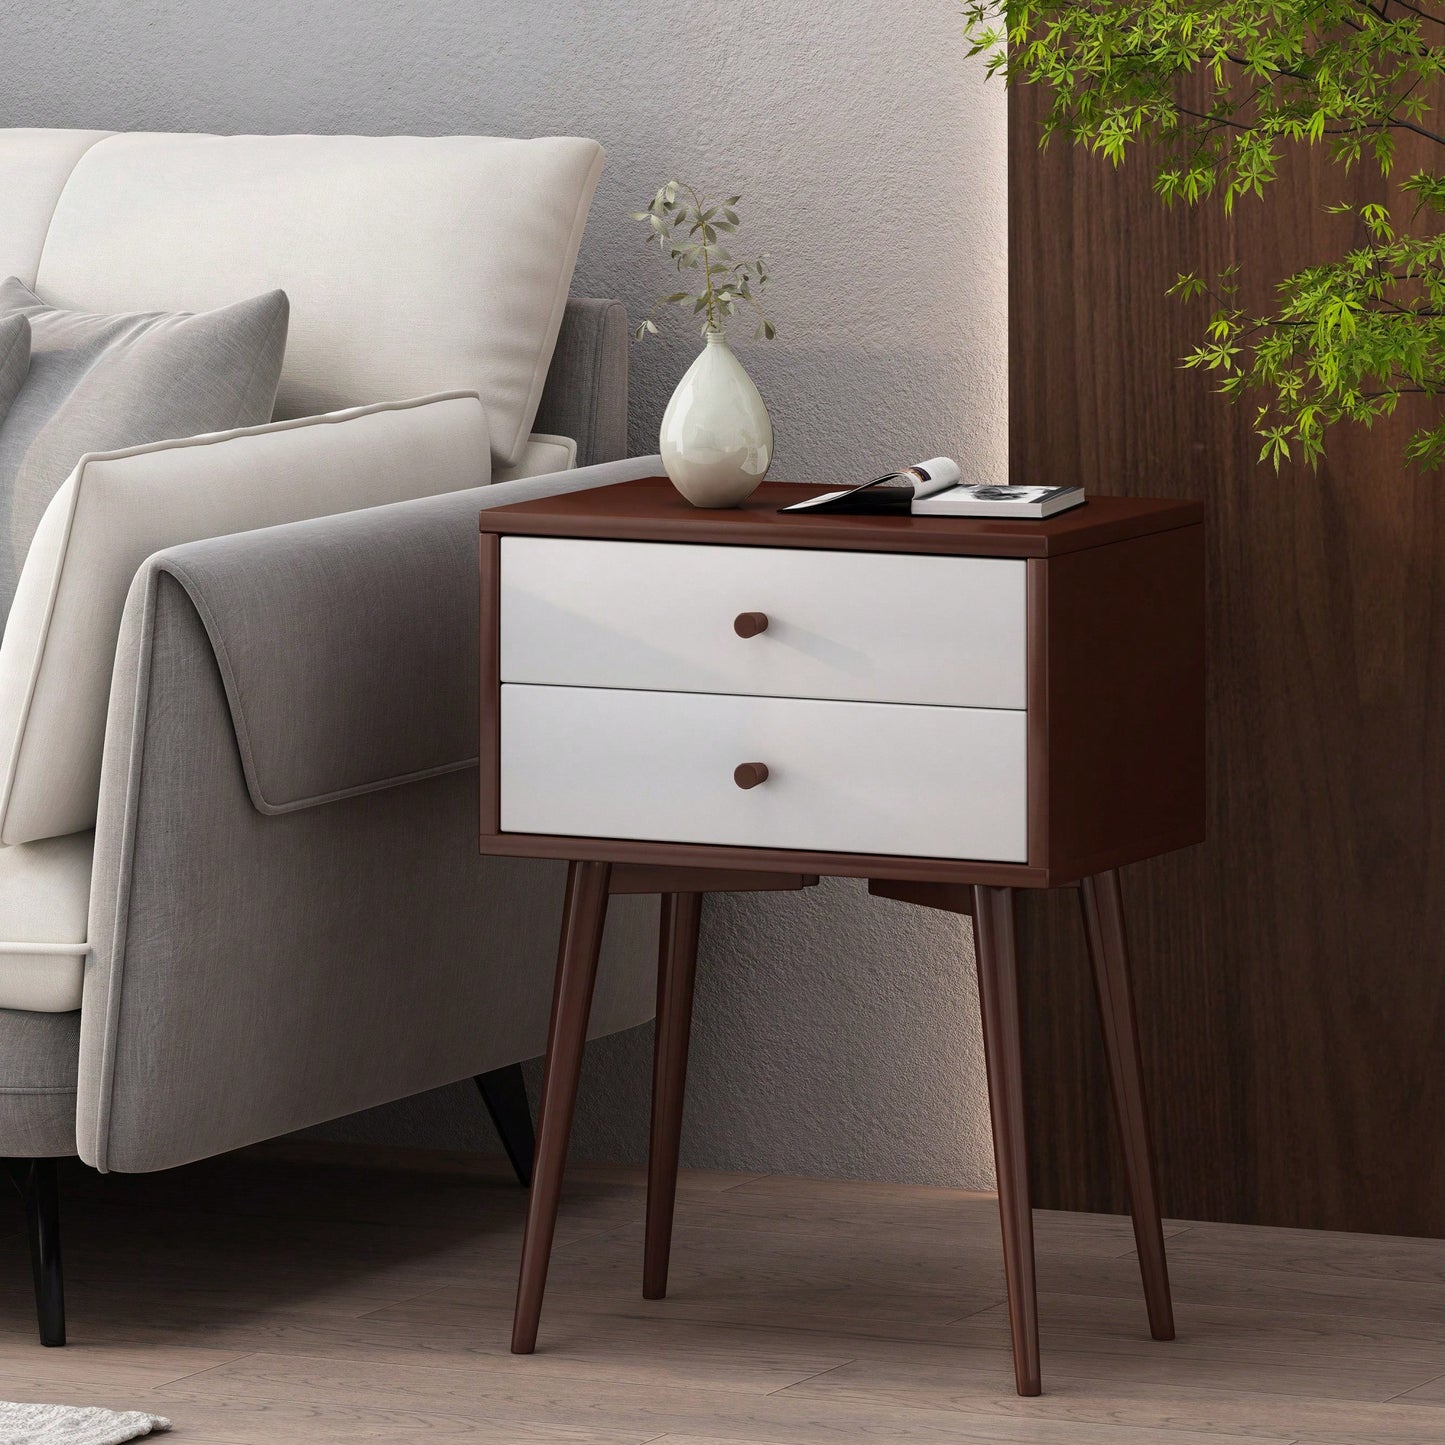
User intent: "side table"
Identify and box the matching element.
[479,478,1205,1396]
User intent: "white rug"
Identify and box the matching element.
[0,1403,170,1443]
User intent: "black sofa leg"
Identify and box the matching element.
[475,1065,535,1187]
[4,1158,65,1346]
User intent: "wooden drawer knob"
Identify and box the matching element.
[733,762,770,790]
[733,611,769,638]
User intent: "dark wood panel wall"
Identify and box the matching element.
[1009,88,1445,1236]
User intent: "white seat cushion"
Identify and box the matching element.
[0,392,490,845]
[0,830,91,1011]
[25,131,603,466]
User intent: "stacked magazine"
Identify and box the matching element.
[779,457,1085,519]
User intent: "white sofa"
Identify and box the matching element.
[0,128,662,1345]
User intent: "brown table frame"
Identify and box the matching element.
[481,480,1200,1397]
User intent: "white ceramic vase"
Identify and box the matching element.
[659,330,773,508]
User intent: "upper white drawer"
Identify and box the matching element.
[499,538,1028,708]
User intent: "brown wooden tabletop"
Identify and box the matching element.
[479,476,1203,559]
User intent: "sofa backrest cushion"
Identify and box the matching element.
[7,131,603,467]
[0,392,490,845]
[0,130,112,287]
[0,279,289,620]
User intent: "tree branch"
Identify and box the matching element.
[1361,0,1445,28]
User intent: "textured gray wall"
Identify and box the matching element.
[4,0,1006,1187]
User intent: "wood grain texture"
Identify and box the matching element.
[1080,871,1175,1341]
[482,510,1204,885]
[608,865,817,895]
[474,821,1053,888]
[514,860,612,1354]
[1032,529,1206,880]
[481,476,1201,557]
[1010,83,1445,1235]
[867,877,976,914]
[645,891,703,1299]
[477,530,501,835]
[970,885,1041,1395]
[7,1146,1445,1441]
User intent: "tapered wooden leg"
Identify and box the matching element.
[475,1063,535,1188]
[1079,870,1176,1342]
[512,860,611,1354]
[971,885,1040,1397]
[644,891,703,1299]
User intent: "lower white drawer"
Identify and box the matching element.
[500,685,1029,862]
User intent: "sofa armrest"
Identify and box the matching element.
[139,454,664,815]
[81,465,672,1173]
[533,298,629,466]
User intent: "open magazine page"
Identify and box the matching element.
[778,458,1085,519]
[778,457,960,514]
[907,459,961,499]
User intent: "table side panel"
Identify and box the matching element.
[1038,524,1207,878]
[480,530,501,834]
[1026,560,1050,871]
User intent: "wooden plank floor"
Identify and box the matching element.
[0,1144,1444,1442]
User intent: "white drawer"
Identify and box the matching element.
[500,538,1027,709]
[500,684,1029,862]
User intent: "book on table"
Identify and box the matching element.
[778,457,1086,519]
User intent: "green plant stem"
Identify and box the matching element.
[632,178,774,343]
[683,182,720,332]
